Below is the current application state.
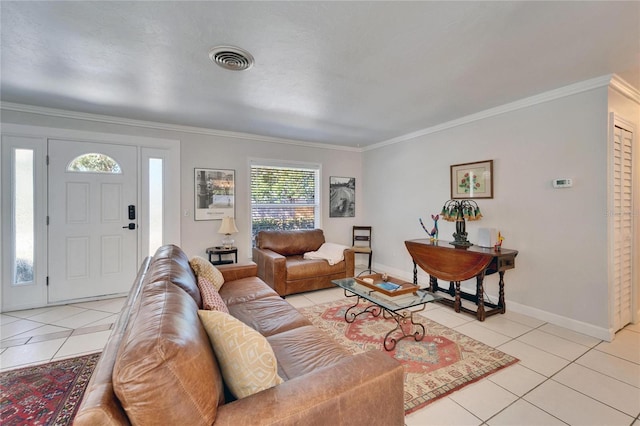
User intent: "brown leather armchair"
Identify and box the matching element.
[252,229,355,296]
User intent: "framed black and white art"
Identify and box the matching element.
[194,168,235,220]
[329,176,355,217]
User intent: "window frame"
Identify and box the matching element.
[249,159,321,242]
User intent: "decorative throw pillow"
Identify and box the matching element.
[197,276,229,313]
[189,256,224,290]
[197,310,284,399]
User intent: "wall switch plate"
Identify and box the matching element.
[552,178,572,188]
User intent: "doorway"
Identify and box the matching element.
[47,140,138,302]
[1,123,181,312]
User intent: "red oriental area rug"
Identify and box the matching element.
[299,299,518,414]
[0,352,100,426]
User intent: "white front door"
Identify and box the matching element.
[48,140,138,302]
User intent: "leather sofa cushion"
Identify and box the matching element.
[149,244,202,308]
[285,256,346,280]
[113,280,224,426]
[219,276,279,306]
[267,325,351,380]
[256,229,325,256]
[227,295,312,337]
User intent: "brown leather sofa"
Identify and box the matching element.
[253,229,355,296]
[75,244,404,425]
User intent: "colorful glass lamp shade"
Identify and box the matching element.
[440,200,482,248]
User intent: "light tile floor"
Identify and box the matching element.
[1,287,639,426]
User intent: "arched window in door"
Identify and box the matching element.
[67,153,122,173]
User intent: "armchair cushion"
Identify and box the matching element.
[255,229,325,256]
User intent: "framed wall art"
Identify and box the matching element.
[194,168,235,220]
[450,160,493,199]
[329,176,355,217]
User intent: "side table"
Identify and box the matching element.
[404,239,517,321]
[206,246,238,266]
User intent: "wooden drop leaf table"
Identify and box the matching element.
[404,239,518,321]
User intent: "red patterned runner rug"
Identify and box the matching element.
[0,352,100,425]
[299,299,518,414]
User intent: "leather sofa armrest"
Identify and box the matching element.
[214,350,404,425]
[252,247,287,295]
[217,262,257,282]
[343,248,355,277]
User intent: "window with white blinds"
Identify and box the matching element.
[250,162,320,242]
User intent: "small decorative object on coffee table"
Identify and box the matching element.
[332,276,441,351]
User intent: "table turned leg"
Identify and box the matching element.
[498,271,506,314]
[476,271,486,321]
[454,281,461,312]
[429,275,437,293]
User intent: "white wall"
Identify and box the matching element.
[0,109,363,264]
[179,133,363,260]
[363,87,612,336]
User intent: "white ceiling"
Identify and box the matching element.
[1,1,638,148]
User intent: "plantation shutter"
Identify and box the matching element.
[611,125,634,332]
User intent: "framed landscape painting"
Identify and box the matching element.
[450,160,493,199]
[194,168,235,220]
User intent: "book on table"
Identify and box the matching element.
[376,282,401,292]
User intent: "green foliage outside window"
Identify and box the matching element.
[67,153,121,173]
[251,166,318,241]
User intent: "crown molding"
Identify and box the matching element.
[0,102,362,152]
[3,73,636,153]
[610,74,640,103]
[366,74,617,151]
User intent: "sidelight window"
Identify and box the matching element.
[13,149,35,284]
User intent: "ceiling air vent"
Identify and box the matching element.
[208,46,254,71]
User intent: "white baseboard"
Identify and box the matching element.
[506,300,613,342]
[374,262,613,342]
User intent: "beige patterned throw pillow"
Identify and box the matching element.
[189,256,224,290]
[198,310,284,399]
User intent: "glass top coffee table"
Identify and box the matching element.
[332,277,442,350]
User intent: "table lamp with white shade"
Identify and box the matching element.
[218,216,238,249]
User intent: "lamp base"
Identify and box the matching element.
[449,240,473,248]
[221,235,235,249]
[450,229,472,248]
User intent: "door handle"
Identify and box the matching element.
[122,223,136,230]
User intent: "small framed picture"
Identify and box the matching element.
[450,160,493,199]
[194,168,235,220]
[329,176,355,217]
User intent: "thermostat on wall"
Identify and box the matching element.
[552,178,573,188]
